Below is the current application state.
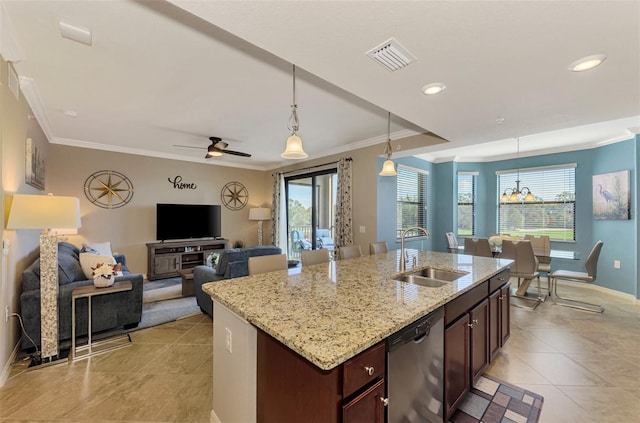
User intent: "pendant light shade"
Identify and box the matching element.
[281,64,308,159]
[379,111,397,176]
[281,134,307,159]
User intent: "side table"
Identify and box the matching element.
[70,280,133,361]
[177,269,195,296]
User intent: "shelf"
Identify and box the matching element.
[146,239,228,280]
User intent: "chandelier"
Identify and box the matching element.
[501,137,534,202]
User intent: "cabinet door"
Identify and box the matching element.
[470,299,489,383]
[444,313,470,420]
[500,282,511,346]
[342,378,385,423]
[154,254,180,275]
[488,290,501,361]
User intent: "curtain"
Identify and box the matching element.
[270,172,287,249]
[335,158,353,248]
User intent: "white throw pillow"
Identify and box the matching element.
[79,253,119,279]
[83,241,114,257]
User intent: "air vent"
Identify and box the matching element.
[8,63,19,100]
[366,38,416,71]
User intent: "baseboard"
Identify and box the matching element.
[0,341,20,387]
[555,279,637,303]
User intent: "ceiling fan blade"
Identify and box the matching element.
[222,149,252,158]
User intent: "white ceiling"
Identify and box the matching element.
[2,0,639,170]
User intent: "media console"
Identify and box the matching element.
[146,239,228,280]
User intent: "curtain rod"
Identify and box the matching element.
[278,157,352,177]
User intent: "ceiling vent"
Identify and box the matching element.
[366,38,416,71]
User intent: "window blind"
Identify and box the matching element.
[497,165,576,241]
[457,173,475,236]
[397,165,428,239]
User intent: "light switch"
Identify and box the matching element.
[359,226,366,233]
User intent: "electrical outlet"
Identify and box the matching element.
[5,306,9,323]
[614,260,621,269]
[225,327,232,353]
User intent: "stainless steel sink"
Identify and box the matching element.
[414,267,467,282]
[395,274,450,288]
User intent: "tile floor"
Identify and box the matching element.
[0,281,638,422]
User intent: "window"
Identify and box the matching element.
[497,164,576,241]
[457,172,477,236]
[397,165,428,238]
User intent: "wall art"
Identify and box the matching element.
[592,170,630,220]
[25,137,45,190]
[84,170,134,209]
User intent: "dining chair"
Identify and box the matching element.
[501,240,542,310]
[463,237,493,257]
[369,241,388,254]
[525,234,551,290]
[445,232,459,253]
[550,241,604,313]
[248,254,288,275]
[301,249,331,266]
[338,245,362,260]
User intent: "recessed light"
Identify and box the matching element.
[63,110,78,117]
[568,54,607,72]
[422,82,446,95]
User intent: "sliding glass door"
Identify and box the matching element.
[286,169,337,258]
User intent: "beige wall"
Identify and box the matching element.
[1,57,48,384]
[48,145,272,275]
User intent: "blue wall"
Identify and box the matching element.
[379,138,638,298]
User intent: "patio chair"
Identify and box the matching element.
[291,230,312,253]
[316,229,335,251]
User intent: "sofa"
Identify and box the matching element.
[19,241,144,350]
[193,245,282,317]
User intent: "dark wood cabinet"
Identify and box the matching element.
[470,298,489,382]
[444,313,470,418]
[444,270,511,420]
[257,330,386,423]
[146,239,227,280]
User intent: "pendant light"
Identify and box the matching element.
[379,112,398,176]
[501,137,534,202]
[281,65,308,159]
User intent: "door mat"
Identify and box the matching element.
[449,374,543,423]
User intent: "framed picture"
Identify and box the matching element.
[592,170,630,220]
[25,138,45,190]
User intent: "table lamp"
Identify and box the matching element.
[7,194,81,361]
[248,207,271,246]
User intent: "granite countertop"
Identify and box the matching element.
[203,249,511,371]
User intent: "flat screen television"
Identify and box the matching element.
[156,203,222,241]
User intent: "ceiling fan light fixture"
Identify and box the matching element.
[568,54,607,72]
[281,133,308,159]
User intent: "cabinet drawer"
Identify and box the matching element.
[489,269,510,293]
[343,342,385,399]
[445,281,488,326]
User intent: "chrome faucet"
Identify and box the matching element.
[400,226,430,272]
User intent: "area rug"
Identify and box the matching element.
[449,374,543,423]
[143,277,183,303]
[137,277,201,329]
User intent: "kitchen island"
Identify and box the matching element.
[203,249,512,423]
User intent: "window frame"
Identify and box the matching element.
[497,164,576,242]
[457,172,477,237]
[396,165,429,240]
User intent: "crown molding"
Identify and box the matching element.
[19,77,55,141]
[0,3,24,61]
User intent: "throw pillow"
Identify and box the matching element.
[79,253,120,279]
[81,241,114,257]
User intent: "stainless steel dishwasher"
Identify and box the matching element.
[386,307,444,423]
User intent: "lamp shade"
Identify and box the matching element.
[7,194,81,230]
[379,158,398,176]
[281,134,308,159]
[249,207,271,221]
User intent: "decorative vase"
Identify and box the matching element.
[93,274,114,288]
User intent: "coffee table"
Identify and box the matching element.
[177,269,195,296]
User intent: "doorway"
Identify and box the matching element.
[286,169,337,258]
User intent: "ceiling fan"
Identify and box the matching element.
[175,137,252,158]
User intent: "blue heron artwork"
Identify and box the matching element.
[592,170,630,220]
